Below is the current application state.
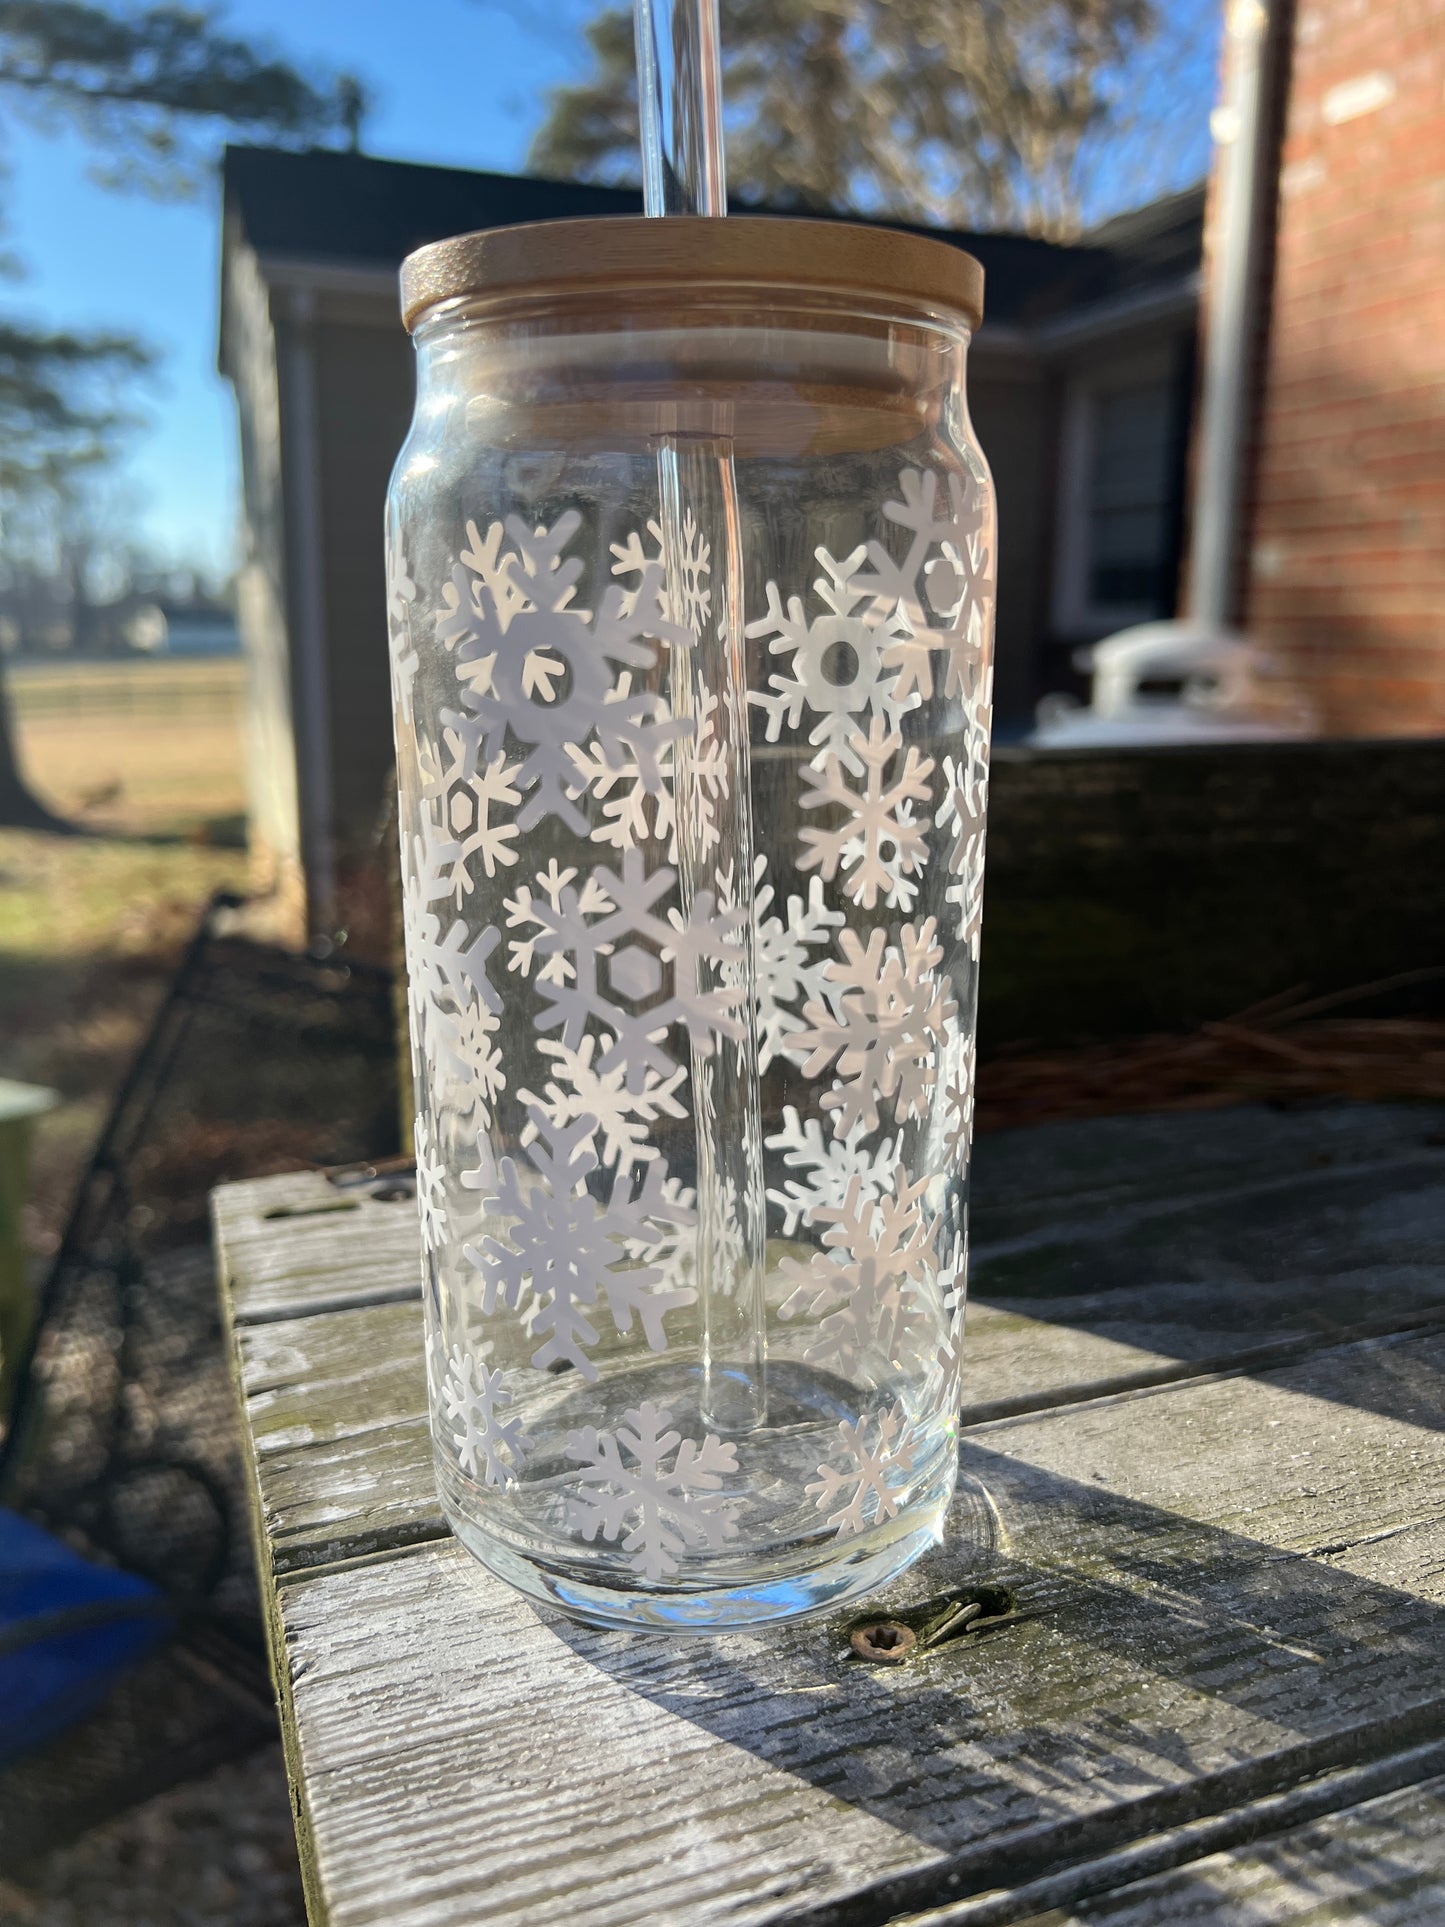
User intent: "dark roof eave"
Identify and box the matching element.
[221,146,1203,335]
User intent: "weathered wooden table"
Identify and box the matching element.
[214,1102,1445,1926]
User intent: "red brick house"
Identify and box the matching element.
[1221,0,1445,732]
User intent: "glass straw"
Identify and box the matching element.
[634,0,767,1435]
[634,0,726,215]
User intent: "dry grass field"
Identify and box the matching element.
[9,654,247,838]
[2,656,250,1255]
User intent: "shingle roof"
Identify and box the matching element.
[1083,184,1209,293]
[223,146,1202,330]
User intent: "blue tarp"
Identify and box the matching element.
[0,1509,171,1769]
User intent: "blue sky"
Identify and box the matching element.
[4,0,594,572]
[4,0,1215,574]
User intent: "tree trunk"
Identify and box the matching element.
[0,658,78,833]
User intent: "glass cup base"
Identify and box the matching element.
[445,1478,954,1633]
[433,1359,962,1633]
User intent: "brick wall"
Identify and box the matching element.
[1246,0,1445,734]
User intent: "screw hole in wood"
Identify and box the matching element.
[850,1622,917,1663]
[262,1199,362,1221]
[847,1585,1018,1664]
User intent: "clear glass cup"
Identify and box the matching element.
[387,217,994,1631]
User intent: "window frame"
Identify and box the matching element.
[1051,347,1181,641]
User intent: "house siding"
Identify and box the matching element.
[312,319,415,860]
[970,353,1057,722]
[221,236,306,934]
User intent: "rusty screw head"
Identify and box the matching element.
[850,1621,918,1664]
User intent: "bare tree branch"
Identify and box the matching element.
[530,0,1204,237]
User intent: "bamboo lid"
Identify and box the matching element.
[401,214,984,335]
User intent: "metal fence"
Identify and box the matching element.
[0,898,401,1869]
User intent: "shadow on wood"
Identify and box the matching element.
[526,1335,1445,1924]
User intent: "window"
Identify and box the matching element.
[1088,385,1174,607]
[1052,354,1182,637]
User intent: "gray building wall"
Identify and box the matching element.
[222,236,305,927]
[223,252,417,936]
[969,352,1058,725]
[313,317,415,859]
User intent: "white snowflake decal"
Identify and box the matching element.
[611,509,712,638]
[779,1169,940,1376]
[941,1041,975,1167]
[669,675,730,863]
[764,1106,897,1237]
[566,1402,739,1580]
[457,1123,498,1210]
[401,828,505,1130]
[402,827,503,1017]
[937,741,989,960]
[592,518,728,859]
[798,716,934,912]
[417,717,523,904]
[939,1245,967,1326]
[437,513,684,835]
[747,546,916,770]
[440,1343,532,1487]
[505,848,745,1092]
[616,1167,698,1291]
[463,1109,696,1378]
[504,858,613,983]
[792,919,957,1137]
[855,467,994,704]
[567,673,727,864]
[807,1402,920,1538]
[754,868,844,1071]
[565,708,675,857]
[518,1033,686,1172]
[430,995,505,1126]
[412,1112,449,1255]
[923,1331,965,1424]
[386,524,420,728]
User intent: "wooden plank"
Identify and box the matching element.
[234,1270,1445,1580]
[212,1172,422,1324]
[970,1100,1444,1239]
[267,1325,1445,1927]
[236,1299,442,1573]
[952,1772,1445,1925]
[896,1743,1445,1924]
[971,1117,1445,1296]
[966,1099,1445,1420]
[211,1103,1445,1330]
[211,1107,1445,1330]
[221,1099,1445,1575]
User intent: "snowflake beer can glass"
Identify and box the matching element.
[388,218,994,1630]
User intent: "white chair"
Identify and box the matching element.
[1031,620,1315,746]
